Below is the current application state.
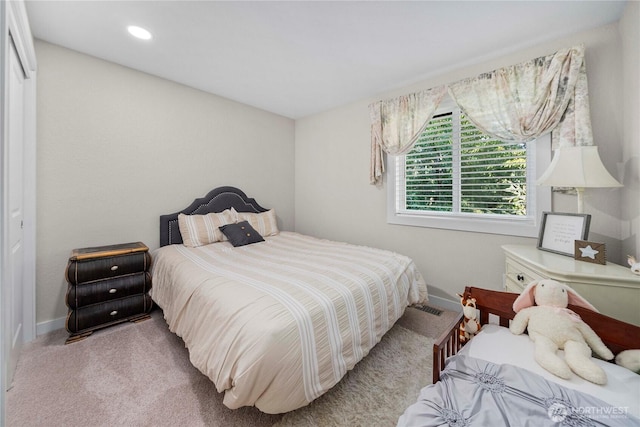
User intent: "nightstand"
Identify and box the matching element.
[65,241,153,343]
[502,244,640,325]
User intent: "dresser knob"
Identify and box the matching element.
[110,265,119,271]
[110,310,118,316]
[109,288,117,294]
[517,274,525,282]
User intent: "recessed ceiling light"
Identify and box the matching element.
[127,25,152,40]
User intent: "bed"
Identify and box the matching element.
[151,186,429,414]
[399,286,640,426]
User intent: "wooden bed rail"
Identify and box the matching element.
[432,311,463,384]
[432,287,517,383]
[431,286,640,384]
[469,287,517,326]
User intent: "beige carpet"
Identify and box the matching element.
[7,305,458,427]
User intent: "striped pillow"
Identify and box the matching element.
[234,209,279,237]
[178,209,237,247]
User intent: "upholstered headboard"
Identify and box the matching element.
[159,186,268,246]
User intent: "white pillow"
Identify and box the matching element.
[178,209,237,247]
[458,324,640,418]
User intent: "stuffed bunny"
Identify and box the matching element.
[509,279,614,384]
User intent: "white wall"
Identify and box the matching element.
[620,1,640,262]
[295,23,626,302]
[34,10,637,326]
[35,41,295,326]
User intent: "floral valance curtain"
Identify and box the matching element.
[369,86,447,185]
[369,45,593,186]
[448,45,592,147]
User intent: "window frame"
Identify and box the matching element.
[386,99,552,238]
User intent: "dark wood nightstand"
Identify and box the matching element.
[64,241,153,344]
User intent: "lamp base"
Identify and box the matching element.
[576,187,585,214]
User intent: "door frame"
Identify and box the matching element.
[1,0,36,423]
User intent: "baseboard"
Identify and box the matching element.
[427,295,461,313]
[36,316,66,337]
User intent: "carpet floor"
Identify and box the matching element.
[6,305,458,427]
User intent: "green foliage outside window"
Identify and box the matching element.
[404,112,527,216]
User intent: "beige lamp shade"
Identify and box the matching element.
[537,146,622,213]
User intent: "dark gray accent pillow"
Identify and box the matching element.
[219,221,265,247]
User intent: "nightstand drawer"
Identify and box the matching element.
[66,294,153,334]
[66,272,151,309]
[66,251,151,285]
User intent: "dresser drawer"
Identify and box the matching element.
[66,272,151,309]
[66,251,151,285]
[504,276,525,293]
[66,294,153,334]
[505,258,545,287]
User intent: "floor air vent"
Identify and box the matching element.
[414,305,443,316]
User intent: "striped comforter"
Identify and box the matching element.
[151,232,429,414]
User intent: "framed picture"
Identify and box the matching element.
[537,212,591,257]
[574,240,606,265]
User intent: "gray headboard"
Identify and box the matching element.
[159,186,268,246]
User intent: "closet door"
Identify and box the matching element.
[1,5,36,424]
[4,36,26,390]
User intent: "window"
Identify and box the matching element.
[387,97,551,237]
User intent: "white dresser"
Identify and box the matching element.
[502,244,640,326]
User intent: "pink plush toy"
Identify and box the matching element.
[510,279,614,385]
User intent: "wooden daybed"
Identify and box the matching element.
[398,286,640,426]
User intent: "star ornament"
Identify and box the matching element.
[579,245,599,259]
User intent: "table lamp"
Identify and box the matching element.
[536,146,622,213]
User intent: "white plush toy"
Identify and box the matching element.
[616,349,640,374]
[628,255,640,275]
[510,279,614,385]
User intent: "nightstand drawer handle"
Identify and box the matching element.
[110,310,118,316]
[517,274,525,282]
[109,288,117,294]
[110,265,119,271]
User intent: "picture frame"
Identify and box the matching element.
[574,240,606,265]
[537,212,591,257]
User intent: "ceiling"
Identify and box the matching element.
[25,1,627,119]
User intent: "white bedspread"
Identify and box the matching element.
[151,231,428,413]
[460,324,640,418]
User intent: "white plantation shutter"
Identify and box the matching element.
[397,107,529,217]
[400,112,454,212]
